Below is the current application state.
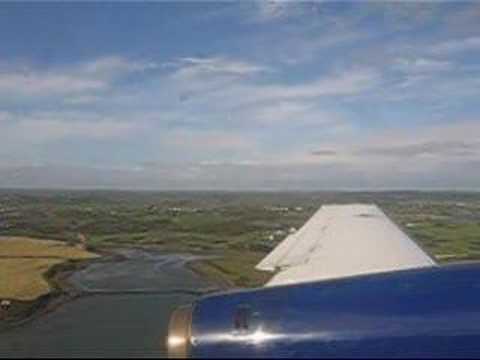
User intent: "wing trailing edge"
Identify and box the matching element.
[257,204,436,287]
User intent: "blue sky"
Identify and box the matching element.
[0,1,479,190]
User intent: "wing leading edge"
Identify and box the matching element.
[257,204,436,287]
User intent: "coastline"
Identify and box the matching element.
[0,251,108,333]
[0,246,236,333]
[186,258,236,290]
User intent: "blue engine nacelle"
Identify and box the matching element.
[167,263,480,358]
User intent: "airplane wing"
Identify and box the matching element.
[257,204,436,287]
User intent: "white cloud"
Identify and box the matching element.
[0,111,11,122]
[199,159,261,167]
[158,56,272,102]
[64,95,103,105]
[260,68,379,100]
[393,57,452,73]
[0,72,107,96]
[276,31,365,65]
[306,120,480,166]
[250,0,292,22]
[0,56,158,98]
[170,56,268,79]
[246,1,322,24]
[185,119,480,189]
[430,36,480,55]
[395,74,429,89]
[1,119,479,190]
[14,119,136,142]
[140,64,372,145]
[245,101,317,124]
[0,111,141,145]
[239,100,345,128]
[162,129,252,152]
[81,56,157,78]
[172,66,380,110]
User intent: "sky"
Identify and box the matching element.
[0,1,479,190]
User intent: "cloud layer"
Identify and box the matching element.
[0,1,479,189]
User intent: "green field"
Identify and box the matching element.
[0,190,479,287]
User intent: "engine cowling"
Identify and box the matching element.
[168,263,480,358]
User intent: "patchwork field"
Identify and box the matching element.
[0,190,479,288]
[0,237,98,301]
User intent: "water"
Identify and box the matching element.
[0,250,217,358]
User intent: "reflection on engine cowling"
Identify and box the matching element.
[166,305,193,358]
[167,264,480,358]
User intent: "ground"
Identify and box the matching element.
[0,237,98,301]
[0,190,479,290]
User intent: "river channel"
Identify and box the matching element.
[0,249,218,358]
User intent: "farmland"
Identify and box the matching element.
[0,237,98,301]
[0,190,479,290]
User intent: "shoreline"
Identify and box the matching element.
[186,258,236,290]
[0,251,108,333]
[0,246,234,333]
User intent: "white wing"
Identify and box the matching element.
[257,204,436,287]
